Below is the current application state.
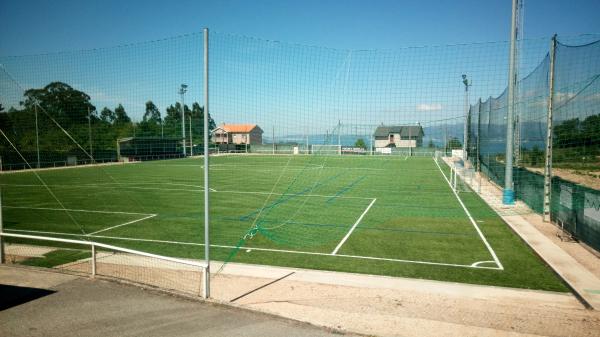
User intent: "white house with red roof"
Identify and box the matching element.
[211,123,264,145]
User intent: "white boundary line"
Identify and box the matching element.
[3,228,501,270]
[433,158,504,270]
[2,205,155,216]
[3,206,157,236]
[331,198,377,255]
[0,184,372,200]
[87,214,157,235]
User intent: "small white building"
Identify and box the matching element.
[373,125,424,149]
[211,124,263,145]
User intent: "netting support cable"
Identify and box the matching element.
[503,0,519,205]
[543,34,557,222]
[203,27,211,299]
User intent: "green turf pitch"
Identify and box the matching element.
[0,155,567,291]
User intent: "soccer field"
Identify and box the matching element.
[0,155,567,291]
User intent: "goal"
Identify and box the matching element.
[311,144,341,155]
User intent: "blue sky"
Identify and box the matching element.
[1,0,599,139]
[1,0,599,56]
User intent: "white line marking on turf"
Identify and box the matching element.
[87,214,157,235]
[3,205,154,216]
[4,228,502,270]
[471,260,496,267]
[433,158,504,270]
[331,198,377,255]
[0,184,371,200]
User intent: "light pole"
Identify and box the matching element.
[179,84,188,156]
[189,113,193,155]
[462,74,471,162]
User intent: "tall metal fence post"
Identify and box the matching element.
[203,27,211,299]
[91,244,96,277]
[543,35,557,222]
[35,104,41,169]
[477,98,482,172]
[0,188,4,264]
[503,0,519,205]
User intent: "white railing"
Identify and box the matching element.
[0,232,208,298]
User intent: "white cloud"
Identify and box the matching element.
[416,103,442,111]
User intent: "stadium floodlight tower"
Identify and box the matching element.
[179,84,188,156]
[461,74,471,162]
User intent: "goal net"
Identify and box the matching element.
[310,144,341,155]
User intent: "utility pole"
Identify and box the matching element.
[88,106,94,161]
[338,120,341,148]
[189,114,193,155]
[462,74,471,162]
[179,84,188,156]
[0,188,4,263]
[202,28,210,298]
[34,103,40,168]
[543,35,557,222]
[503,0,519,205]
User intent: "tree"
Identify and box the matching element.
[354,138,366,149]
[143,101,161,124]
[446,137,462,149]
[428,139,435,148]
[100,107,116,124]
[21,82,95,127]
[114,104,131,125]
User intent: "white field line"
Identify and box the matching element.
[331,198,377,255]
[80,182,218,192]
[4,228,501,270]
[2,205,155,216]
[433,158,504,270]
[87,214,157,235]
[0,184,372,200]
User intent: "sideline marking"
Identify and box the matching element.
[2,205,154,216]
[331,198,377,255]
[5,228,501,270]
[433,158,504,270]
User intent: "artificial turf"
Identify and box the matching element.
[0,154,568,292]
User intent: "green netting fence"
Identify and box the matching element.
[469,35,600,253]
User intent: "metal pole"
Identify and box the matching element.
[462,75,470,162]
[272,126,275,155]
[409,126,412,157]
[503,0,519,205]
[116,139,121,162]
[543,35,557,222]
[180,85,187,156]
[476,98,481,172]
[91,244,96,277]
[88,107,93,161]
[34,104,40,168]
[189,114,193,155]
[338,120,341,148]
[203,28,210,299]
[305,130,309,154]
[0,188,4,264]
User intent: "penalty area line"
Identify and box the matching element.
[87,214,157,235]
[3,228,502,270]
[331,198,377,255]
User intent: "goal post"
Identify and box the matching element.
[310,144,341,155]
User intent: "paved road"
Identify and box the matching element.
[0,266,348,337]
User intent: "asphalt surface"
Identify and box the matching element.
[0,266,347,337]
